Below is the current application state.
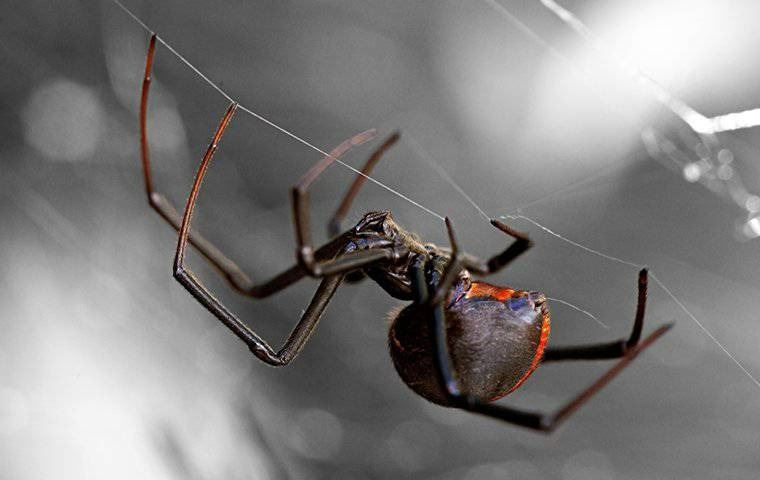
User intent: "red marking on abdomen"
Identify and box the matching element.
[463,281,550,397]
[504,311,551,396]
[465,282,517,302]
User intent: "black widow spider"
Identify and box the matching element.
[139,35,672,432]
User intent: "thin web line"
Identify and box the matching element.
[111,0,760,389]
[235,105,443,220]
[409,134,611,329]
[156,37,235,103]
[404,134,605,329]
[649,272,760,389]
[546,297,608,329]
[521,0,760,217]
[407,119,760,388]
[503,214,643,269]
[480,0,636,128]
[110,0,444,222]
[503,156,631,215]
[404,135,491,222]
[537,0,714,135]
[503,214,760,389]
[481,0,758,221]
[475,0,760,388]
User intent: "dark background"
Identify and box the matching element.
[2,1,760,478]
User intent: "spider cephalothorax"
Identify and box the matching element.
[138,33,672,432]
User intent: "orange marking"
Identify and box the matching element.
[464,282,551,398]
[465,282,517,302]
[504,310,551,396]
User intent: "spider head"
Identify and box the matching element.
[354,210,399,238]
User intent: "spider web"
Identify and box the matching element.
[5,0,759,478]
[110,0,760,391]
[85,1,760,477]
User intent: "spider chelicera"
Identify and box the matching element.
[139,34,672,432]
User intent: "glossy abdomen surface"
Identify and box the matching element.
[388,282,550,407]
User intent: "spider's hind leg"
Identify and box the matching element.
[542,269,672,362]
[421,245,672,432]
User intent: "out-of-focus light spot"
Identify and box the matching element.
[717,164,734,181]
[160,396,275,480]
[587,1,721,88]
[744,195,760,213]
[286,408,344,460]
[706,177,722,193]
[103,29,186,156]
[148,106,187,154]
[73,269,131,329]
[694,142,710,161]
[0,388,29,436]
[103,30,144,113]
[561,450,615,480]
[717,149,734,164]
[22,78,104,161]
[384,420,441,472]
[683,162,701,182]
[464,461,540,480]
[195,328,252,384]
[741,217,760,240]
[418,397,469,426]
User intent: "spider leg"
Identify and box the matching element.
[422,258,672,431]
[175,265,346,365]
[292,132,407,277]
[327,132,400,284]
[452,322,671,431]
[327,132,401,237]
[428,217,466,305]
[409,254,429,304]
[145,33,390,294]
[463,219,533,276]
[172,105,401,361]
[543,269,673,361]
[140,35,267,296]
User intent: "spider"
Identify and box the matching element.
[138,34,672,432]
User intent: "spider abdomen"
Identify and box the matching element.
[388,283,550,407]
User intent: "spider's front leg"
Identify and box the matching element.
[327,132,400,237]
[462,219,533,277]
[140,34,261,295]
[290,132,408,277]
[170,110,403,362]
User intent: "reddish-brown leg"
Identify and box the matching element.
[424,264,672,432]
[141,35,382,296]
[291,131,406,276]
[140,34,267,295]
[462,219,533,276]
[543,269,652,361]
[327,132,401,237]
[171,104,398,362]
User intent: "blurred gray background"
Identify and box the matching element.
[2,0,760,478]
